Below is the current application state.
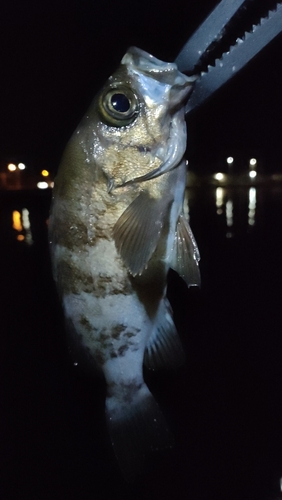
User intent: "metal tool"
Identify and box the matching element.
[175,0,282,114]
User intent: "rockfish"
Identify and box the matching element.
[49,46,200,480]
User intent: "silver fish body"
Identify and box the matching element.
[49,47,200,480]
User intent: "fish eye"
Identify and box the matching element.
[99,86,139,127]
[111,93,130,113]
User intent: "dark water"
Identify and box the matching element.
[1,185,282,500]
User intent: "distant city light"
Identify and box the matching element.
[249,158,257,166]
[8,163,17,171]
[50,181,54,188]
[249,170,257,179]
[17,234,25,242]
[37,181,49,189]
[18,163,26,170]
[226,156,234,164]
[214,172,225,181]
[41,170,49,177]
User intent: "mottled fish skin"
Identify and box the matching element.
[49,47,200,481]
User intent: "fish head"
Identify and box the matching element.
[75,47,195,190]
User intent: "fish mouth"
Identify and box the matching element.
[122,46,196,105]
[122,46,195,84]
[122,47,181,80]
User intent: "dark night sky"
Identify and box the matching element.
[0,0,282,174]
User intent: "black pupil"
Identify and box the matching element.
[111,93,130,113]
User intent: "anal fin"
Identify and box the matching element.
[170,213,201,288]
[144,298,185,371]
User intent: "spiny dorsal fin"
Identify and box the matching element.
[113,191,169,276]
[170,213,201,287]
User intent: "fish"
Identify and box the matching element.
[49,46,200,481]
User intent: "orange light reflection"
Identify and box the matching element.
[12,211,23,231]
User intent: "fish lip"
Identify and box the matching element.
[122,46,180,74]
[122,46,196,88]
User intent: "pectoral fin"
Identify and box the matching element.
[170,213,201,287]
[113,192,169,276]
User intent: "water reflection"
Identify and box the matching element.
[213,186,258,235]
[12,210,23,232]
[216,186,224,214]
[226,199,233,228]
[248,187,256,226]
[12,208,33,244]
